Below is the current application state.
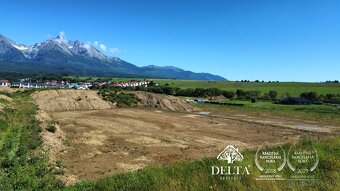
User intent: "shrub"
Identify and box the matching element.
[331,97,340,104]
[222,91,236,99]
[46,124,57,133]
[236,90,260,100]
[300,91,318,101]
[268,91,278,100]
[99,90,140,107]
[236,89,245,99]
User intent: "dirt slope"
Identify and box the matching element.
[0,94,12,102]
[135,91,198,112]
[0,86,15,92]
[33,90,197,112]
[32,90,114,112]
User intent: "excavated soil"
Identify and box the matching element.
[135,91,198,112]
[0,94,12,102]
[32,90,197,112]
[32,90,114,112]
[31,90,334,185]
[51,108,324,184]
[0,86,15,92]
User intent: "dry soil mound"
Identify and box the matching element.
[134,91,198,112]
[32,90,113,112]
[0,86,15,92]
[0,94,12,102]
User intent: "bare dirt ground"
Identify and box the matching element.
[135,91,198,112]
[0,94,12,101]
[52,108,327,184]
[0,86,15,92]
[32,90,197,112]
[32,90,114,112]
[216,113,338,134]
[32,90,336,185]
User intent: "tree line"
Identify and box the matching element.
[95,84,280,101]
[300,91,340,104]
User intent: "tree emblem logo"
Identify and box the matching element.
[217,145,244,163]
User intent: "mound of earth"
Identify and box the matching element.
[134,91,198,112]
[0,94,12,102]
[207,95,226,100]
[32,90,114,112]
[0,86,15,92]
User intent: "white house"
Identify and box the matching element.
[0,80,10,87]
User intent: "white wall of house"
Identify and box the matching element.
[0,82,10,87]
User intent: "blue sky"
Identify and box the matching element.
[1,0,339,81]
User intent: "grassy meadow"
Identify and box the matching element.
[69,76,340,97]
[0,90,63,190]
[149,80,340,97]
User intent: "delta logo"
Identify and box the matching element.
[211,145,250,176]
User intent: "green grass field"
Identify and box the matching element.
[72,76,340,97]
[0,90,63,190]
[153,80,340,97]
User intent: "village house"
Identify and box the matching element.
[194,99,209,103]
[111,80,150,87]
[92,82,107,87]
[67,83,80,89]
[45,80,66,85]
[11,82,45,88]
[78,82,93,89]
[0,80,11,87]
[11,82,69,89]
[4,80,92,90]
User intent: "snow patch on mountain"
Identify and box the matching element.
[12,44,29,51]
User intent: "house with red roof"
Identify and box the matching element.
[0,80,10,87]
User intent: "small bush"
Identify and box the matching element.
[99,90,140,107]
[46,124,57,133]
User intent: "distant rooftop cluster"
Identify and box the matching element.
[0,79,150,89]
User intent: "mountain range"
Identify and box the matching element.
[0,34,225,80]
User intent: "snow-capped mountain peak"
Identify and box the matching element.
[0,34,27,61]
[1,34,109,61]
[51,34,68,44]
[69,40,109,61]
[0,33,226,80]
